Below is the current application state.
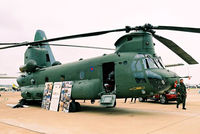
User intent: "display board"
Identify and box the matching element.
[41,82,53,110]
[59,81,73,112]
[42,81,73,112]
[49,82,62,111]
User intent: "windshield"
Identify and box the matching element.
[158,58,165,68]
[142,56,165,69]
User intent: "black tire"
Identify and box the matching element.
[113,100,116,107]
[69,102,77,112]
[160,95,168,104]
[139,97,146,102]
[75,102,81,112]
[91,99,95,104]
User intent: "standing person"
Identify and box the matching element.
[176,79,187,110]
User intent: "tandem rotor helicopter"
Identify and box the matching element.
[0,24,199,112]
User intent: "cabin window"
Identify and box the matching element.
[60,75,65,81]
[136,60,143,71]
[123,61,127,65]
[45,77,49,82]
[80,71,85,79]
[46,54,50,62]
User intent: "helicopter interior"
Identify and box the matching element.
[102,62,115,93]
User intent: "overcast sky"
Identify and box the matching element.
[0,0,200,85]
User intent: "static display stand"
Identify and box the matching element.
[59,81,73,112]
[49,82,62,111]
[41,82,54,110]
[42,81,73,112]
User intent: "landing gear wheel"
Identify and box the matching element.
[91,99,95,104]
[113,100,116,107]
[69,101,81,112]
[75,102,81,112]
[160,95,168,104]
[69,102,77,112]
[139,97,146,102]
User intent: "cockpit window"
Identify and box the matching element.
[158,58,165,68]
[154,58,162,68]
[142,56,165,69]
[136,60,143,71]
[147,58,158,69]
[143,59,148,69]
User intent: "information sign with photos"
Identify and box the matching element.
[49,82,62,111]
[59,81,73,112]
[41,82,53,110]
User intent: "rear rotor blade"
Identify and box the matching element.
[0,43,27,49]
[153,34,198,64]
[48,43,115,50]
[153,26,200,33]
[0,43,19,45]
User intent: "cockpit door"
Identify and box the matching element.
[131,59,150,94]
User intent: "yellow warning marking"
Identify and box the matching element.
[129,86,145,91]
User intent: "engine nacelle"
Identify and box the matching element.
[19,60,37,72]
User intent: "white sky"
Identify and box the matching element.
[0,0,200,85]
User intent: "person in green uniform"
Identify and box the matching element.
[176,79,187,110]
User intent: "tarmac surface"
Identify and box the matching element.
[0,89,200,134]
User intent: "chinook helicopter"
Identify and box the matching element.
[0,24,198,112]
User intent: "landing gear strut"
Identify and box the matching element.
[69,100,81,112]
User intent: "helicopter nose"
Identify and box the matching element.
[146,70,169,92]
[146,70,176,92]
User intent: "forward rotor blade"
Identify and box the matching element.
[153,26,200,33]
[27,27,133,45]
[153,34,198,64]
[0,26,133,50]
[48,44,115,50]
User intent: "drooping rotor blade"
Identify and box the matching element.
[48,44,115,50]
[153,34,198,64]
[153,25,200,33]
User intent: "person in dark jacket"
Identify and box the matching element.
[176,79,187,110]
